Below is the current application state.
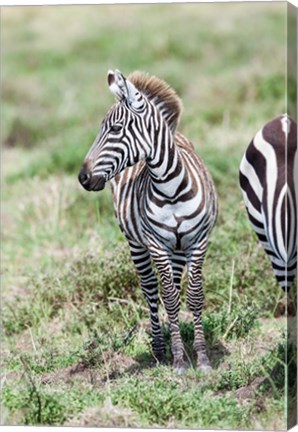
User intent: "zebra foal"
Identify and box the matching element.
[79,69,217,373]
[239,114,297,291]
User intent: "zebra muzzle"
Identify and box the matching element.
[78,163,106,191]
[91,175,106,191]
[78,168,106,192]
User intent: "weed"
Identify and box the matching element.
[203,300,260,343]
[2,381,104,426]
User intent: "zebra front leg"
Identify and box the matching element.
[187,245,211,373]
[129,243,165,361]
[150,249,186,374]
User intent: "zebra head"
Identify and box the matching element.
[78,69,152,191]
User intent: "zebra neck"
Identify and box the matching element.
[146,131,187,198]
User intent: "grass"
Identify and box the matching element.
[1,3,296,430]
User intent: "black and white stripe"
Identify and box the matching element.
[239,114,297,291]
[79,70,218,373]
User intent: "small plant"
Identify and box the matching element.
[259,334,297,397]
[2,381,104,426]
[203,300,260,344]
[79,327,137,368]
[214,359,260,391]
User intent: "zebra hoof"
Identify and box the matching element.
[197,353,212,374]
[176,365,187,375]
[173,358,187,375]
[197,362,212,374]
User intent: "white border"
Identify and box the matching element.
[0,0,296,6]
[0,425,296,432]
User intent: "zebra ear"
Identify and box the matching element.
[108,70,125,100]
[107,69,143,109]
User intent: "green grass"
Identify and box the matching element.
[2,3,295,429]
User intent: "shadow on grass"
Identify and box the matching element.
[39,319,231,388]
[109,320,230,380]
[164,320,230,369]
[37,342,228,392]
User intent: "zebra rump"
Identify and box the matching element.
[239,114,297,291]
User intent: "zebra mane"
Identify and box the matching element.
[128,71,183,132]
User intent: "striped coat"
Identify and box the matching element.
[79,70,217,373]
[112,130,217,253]
[239,114,297,291]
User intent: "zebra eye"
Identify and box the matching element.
[110,124,122,133]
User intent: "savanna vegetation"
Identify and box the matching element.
[1,3,296,429]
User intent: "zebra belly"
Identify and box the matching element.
[143,202,212,252]
[114,195,209,252]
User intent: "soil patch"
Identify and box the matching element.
[41,352,139,386]
[236,376,266,401]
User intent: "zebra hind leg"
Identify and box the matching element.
[172,251,186,292]
[150,249,186,374]
[187,244,212,374]
[171,252,188,373]
[129,243,165,362]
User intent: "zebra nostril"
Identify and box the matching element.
[78,171,90,186]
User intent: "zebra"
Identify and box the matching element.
[78,69,218,373]
[239,114,297,291]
